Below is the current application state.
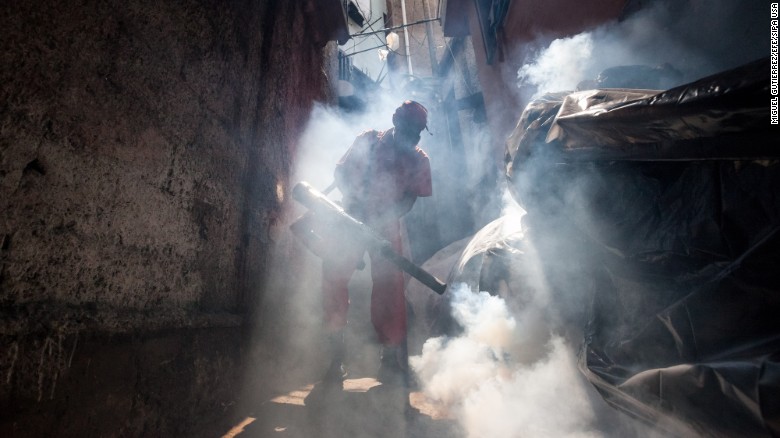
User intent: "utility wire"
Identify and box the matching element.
[353,17,384,35]
[351,3,387,47]
[340,43,391,57]
[345,18,384,50]
[349,17,440,38]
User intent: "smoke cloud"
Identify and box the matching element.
[260,2,774,435]
[411,283,604,438]
[293,94,405,193]
[429,2,775,437]
[518,0,768,97]
[409,197,607,437]
[517,33,596,97]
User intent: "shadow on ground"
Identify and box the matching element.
[223,376,462,438]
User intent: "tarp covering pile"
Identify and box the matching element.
[453,57,779,437]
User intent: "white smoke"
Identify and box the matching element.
[410,283,602,438]
[517,33,596,97]
[409,193,659,437]
[517,0,768,97]
[440,3,772,436]
[294,95,405,192]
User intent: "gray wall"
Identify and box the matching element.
[0,0,337,435]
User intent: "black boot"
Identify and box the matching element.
[306,331,348,408]
[375,341,416,420]
[323,331,348,385]
[377,342,409,389]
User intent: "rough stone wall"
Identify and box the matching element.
[1,0,336,435]
[3,328,248,437]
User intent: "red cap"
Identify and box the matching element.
[392,100,428,132]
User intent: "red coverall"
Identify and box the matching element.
[322,128,432,346]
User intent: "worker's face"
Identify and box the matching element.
[394,125,422,149]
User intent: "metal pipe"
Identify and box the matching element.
[400,0,413,75]
[291,181,447,295]
[421,0,438,75]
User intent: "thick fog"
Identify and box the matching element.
[518,0,768,96]
[255,1,770,436]
[408,1,769,437]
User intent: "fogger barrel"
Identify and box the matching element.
[291,181,447,295]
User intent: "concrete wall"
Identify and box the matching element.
[0,0,337,435]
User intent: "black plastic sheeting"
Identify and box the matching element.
[485,57,779,436]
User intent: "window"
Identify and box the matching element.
[346,0,366,27]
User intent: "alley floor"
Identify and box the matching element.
[221,376,463,438]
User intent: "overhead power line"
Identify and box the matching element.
[350,17,441,38]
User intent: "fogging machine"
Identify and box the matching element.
[290,181,447,295]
